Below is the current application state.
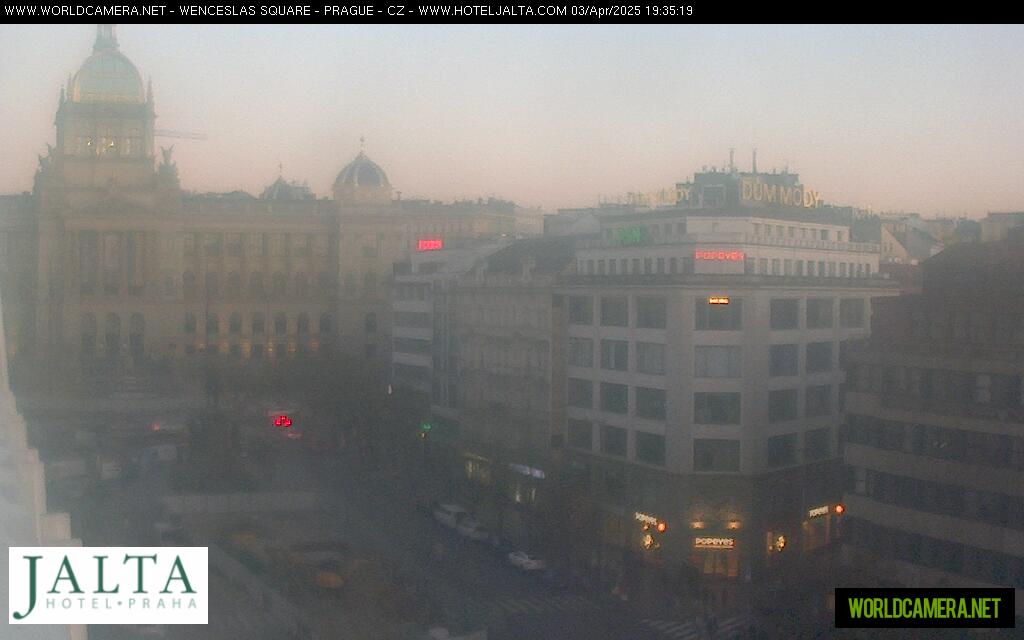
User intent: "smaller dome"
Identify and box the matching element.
[260,176,314,201]
[334,152,390,189]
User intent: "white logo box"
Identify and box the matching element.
[9,547,208,625]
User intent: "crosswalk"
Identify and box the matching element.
[488,593,596,616]
[641,613,752,640]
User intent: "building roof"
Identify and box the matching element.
[259,176,315,201]
[484,237,575,275]
[334,151,389,189]
[69,26,145,104]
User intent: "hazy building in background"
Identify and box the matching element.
[843,230,1024,619]
[980,211,1024,242]
[0,25,539,385]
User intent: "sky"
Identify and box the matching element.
[1,24,1022,216]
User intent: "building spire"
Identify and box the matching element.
[94,24,118,52]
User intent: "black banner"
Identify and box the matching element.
[835,588,1016,629]
[2,1,1015,24]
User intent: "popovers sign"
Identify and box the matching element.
[9,547,208,625]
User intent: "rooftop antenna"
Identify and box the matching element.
[359,135,366,153]
[729,147,735,174]
[752,148,758,174]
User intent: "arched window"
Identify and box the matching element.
[229,312,242,334]
[80,313,97,356]
[319,312,333,335]
[205,272,220,298]
[226,272,241,298]
[294,273,308,298]
[297,313,310,335]
[274,313,287,336]
[272,272,287,296]
[129,313,145,357]
[206,312,219,336]
[252,313,265,335]
[104,313,121,358]
[249,272,265,298]
[184,312,197,334]
[183,271,197,300]
[364,312,377,333]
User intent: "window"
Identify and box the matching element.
[274,313,287,336]
[249,272,265,297]
[600,339,629,371]
[694,392,741,424]
[769,389,799,422]
[568,378,593,408]
[600,382,628,414]
[226,234,243,257]
[694,346,742,378]
[229,312,242,335]
[807,298,834,328]
[636,342,666,375]
[294,273,309,297]
[568,337,594,367]
[805,384,832,417]
[272,272,287,296]
[695,298,742,330]
[769,344,799,376]
[252,313,265,335]
[183,312,196,335]
[636,297,666,329]
[635,387,666,420]
[205,272,220,297]
[297,313,310,335]
[770,299,799,329]
[203,234,222,257]
[600,296,629,326]
[840,298,866,328]
[635,432,665,466]
[365,313,377,333]
[568,419,592,449]
[805,428,831,460]
[806,342,833,373]
[694,439,740,472]
[767,433,797,467]
[205,312,219,336]
[568,296,593,324]
[601,425,627,457]
[319,313,333,335]
[182,271,197,300]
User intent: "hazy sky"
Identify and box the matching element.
[1,24,1022,216]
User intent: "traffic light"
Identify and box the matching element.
[273,414,293,428]
[834,503,845,515]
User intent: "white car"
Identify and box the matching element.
[433,503,469,529]
[507,551,546,571]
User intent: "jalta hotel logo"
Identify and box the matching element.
[9,547,208,625]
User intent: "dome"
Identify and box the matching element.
[69,26,145,104]
[334,152,390,189]
[260,176,314,201]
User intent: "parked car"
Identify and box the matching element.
[433,503,469,529]
[455,519,498,545]
[507,551,546,572]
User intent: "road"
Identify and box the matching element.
[48,425,747,640]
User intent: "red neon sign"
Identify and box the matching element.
[417,238,444,251]
[694,250,745,261]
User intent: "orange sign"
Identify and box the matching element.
[694,250,745,261]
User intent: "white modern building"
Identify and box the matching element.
[559,210,897,602]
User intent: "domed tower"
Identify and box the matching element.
[49,24,156,192]
[332,149,392,206]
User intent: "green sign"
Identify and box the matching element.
[616,226,650,246]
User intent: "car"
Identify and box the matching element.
[507,551,546,572]
[433,503,469,528]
